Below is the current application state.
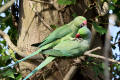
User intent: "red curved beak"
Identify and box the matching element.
[75,33,80,38]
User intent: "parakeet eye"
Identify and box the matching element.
[79,20,87,28]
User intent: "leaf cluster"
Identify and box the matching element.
[0,0,21,79]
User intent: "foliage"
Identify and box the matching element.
[0,0,21,80]
[72,13,78,18]
[57,0,76,5]
[0,41,21,80]
[0,68,22,80]
[50,25,58,30]
[110,0,120,19]
[92,62,104,77]
[92,22,107,35]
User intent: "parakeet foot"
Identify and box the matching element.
[71,38,83,41]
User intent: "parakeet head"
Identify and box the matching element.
[73,16,87,27]
[76,26,91,41]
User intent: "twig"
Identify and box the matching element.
[85,47,101,54]
[85,52,120,64]
[84,47,120,64]
[28,1,54,32]
[63,65,78,80]
[64,47,120,80]
[0,30,42,59]
[63,56,85,80]
[37,13,54,31]
[30,0,53,4]
[0,0,15,13]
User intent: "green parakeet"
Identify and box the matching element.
[23,26,91,80]
[42,27,91,57]
[12,16,87,64]
[32,16,87,47]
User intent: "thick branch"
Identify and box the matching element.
[85,52,120,64]
[84,47,120,64]
[0,30,42,59]
[0,0,15,13]
[63,65,78,80]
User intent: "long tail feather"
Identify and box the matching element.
[23,56,56,80]
[2,48,42,69]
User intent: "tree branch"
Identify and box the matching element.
[63,65,78,80]
[37,14,54,31]
[84,47,120,64]
[0,0,15,13]
[64,47,120,80]
[0,30,42,59]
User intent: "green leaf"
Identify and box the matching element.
[8,49,17,61]
[0,55,11,66]
[1,49,6,56]
[92,22,107,35]
[87,57,94,62]
[112,0,118,4]
[0,40,6,46]
[92,62,104,77]
[57,0,76,5]
[109,5,115,10]
[0,0,2,6]
[72,13,77,18]
[100,0,104,2]
[2,56,10,63]
[15,74,22,80]
[1,69,15,78]
[50,25,57,29]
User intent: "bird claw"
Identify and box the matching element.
[71,38,83,41]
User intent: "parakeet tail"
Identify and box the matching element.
[23,56,56,80]
[2,48,43,69]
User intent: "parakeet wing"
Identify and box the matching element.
[38,24,74,47]
[42,39,89,57]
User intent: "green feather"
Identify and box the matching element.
[23,56,56,80]
[23,25,91,80]
[39,16,87,47]
[2,16,89,80]
[42,38,90,57]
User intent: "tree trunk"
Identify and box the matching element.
[17,0,106,80]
